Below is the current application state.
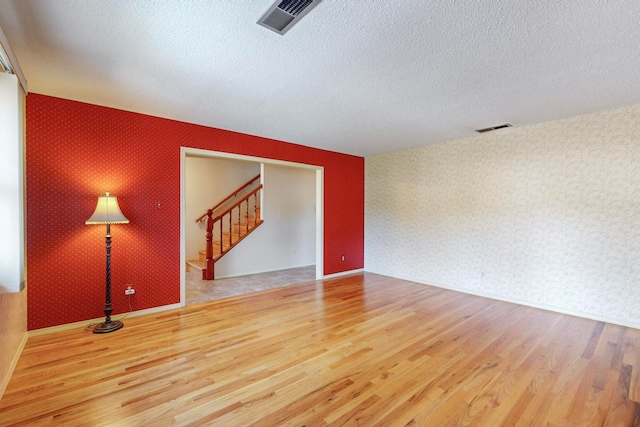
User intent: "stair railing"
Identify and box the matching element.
[195,174,261,223]
[203,185,263,280]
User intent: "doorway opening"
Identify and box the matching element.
[180,147,324,306]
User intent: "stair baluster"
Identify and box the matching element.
[245,199,249,231]
[219,214,223,253]
[254,192,259,221]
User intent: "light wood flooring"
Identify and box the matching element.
[2,273,640,426]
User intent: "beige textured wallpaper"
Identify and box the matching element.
[366,104,640,327]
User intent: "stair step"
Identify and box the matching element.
[246,208,260,219]
[212,241,230,251]
[186,259,205,272]
[233,223,249,234]
[200,247,223,257]
[221,232,241,243]
[235,221,258,231]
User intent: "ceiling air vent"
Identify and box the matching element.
[257,0,321,35]
[475,123,513,133]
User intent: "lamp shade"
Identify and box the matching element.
[85,192,129,224]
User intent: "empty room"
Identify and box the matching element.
[1,1,640,425]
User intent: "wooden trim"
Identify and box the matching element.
[0,331,27,400]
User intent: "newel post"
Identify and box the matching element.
[204,209,215,280]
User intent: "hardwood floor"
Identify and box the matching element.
[2,273,640,426]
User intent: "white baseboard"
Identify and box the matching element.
[213,264,316,281]
[28,303,183,337]
[323,268,364,280]
[370,270,640,330]
[432,280,640,330]
[0,331,28,400]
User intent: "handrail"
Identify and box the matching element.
[195,174,261,223]
[211,185,263,223]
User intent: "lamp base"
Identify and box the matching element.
[93,319,123,334]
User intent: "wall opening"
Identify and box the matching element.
[180,147,324,305]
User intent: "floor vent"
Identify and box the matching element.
[257,0,321,35]
[475,123,513,133]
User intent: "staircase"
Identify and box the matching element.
[187,175,264,280]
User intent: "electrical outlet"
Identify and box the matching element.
[125,285,135,296]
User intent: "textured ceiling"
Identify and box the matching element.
[1,0,639,157]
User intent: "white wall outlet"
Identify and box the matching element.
[125,286,135,295]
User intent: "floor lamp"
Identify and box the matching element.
[86,192,129,334]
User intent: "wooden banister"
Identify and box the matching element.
[202,184,263,280]
[195,174,261,223]
[210,185,262,223]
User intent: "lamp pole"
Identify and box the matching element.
[86,192,128,334]
[93,223,123,333]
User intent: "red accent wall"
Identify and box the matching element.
[26,94,364,330]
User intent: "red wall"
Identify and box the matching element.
[26,94,364,330]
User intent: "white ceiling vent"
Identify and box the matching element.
[475,123,513,133]
[0,48,13,73]
[257,0,321,35]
